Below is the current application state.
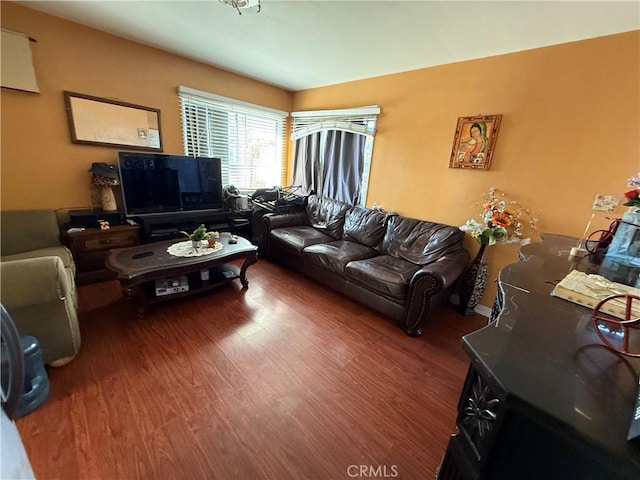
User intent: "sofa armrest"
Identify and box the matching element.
[1,257,73,309]
[263,211,307,230]
[403,249,469,336]
[411,249,469,291]
[1,256,80,366]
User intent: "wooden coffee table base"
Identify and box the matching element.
[106,235,258,318]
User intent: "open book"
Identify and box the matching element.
[551,270,640,320]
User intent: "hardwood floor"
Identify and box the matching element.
[16,259,486,480]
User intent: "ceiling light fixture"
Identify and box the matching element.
[219,0,261,15]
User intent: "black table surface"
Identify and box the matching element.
[462,233,640,471]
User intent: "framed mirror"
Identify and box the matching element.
[64,91,163,151]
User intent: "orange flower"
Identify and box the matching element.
[491,212,512,228]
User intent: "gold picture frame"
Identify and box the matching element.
[64,91,162,151]
[449,114,502,170]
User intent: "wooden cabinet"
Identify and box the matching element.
[63,225,139,284]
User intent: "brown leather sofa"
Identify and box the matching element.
[263,195,469,336]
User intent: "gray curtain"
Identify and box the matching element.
[321,130,366,205]
[292,130,366,204]
[292,132,321,195]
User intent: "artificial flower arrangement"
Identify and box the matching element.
[206,230,220,246]
[623,172,640,209]
[459,187,538,246]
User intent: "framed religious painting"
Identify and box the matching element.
[449,114,502,170]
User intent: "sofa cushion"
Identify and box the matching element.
[343,207,388,248]
[381,215,464,265]
[1,210,62,256]
[270,226,334,257]
[303,240,378,274]
[305,195,351,240]
[344,255,420,300]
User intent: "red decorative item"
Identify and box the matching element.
[585,218,620,255]
[592,294,640,357]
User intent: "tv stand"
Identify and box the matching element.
[132,210,252,244]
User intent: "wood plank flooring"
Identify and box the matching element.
[16,259,486,480]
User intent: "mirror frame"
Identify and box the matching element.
[64,91,163,151]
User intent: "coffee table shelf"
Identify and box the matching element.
[142,264,241,304]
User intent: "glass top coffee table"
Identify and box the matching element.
[106,233,258,317]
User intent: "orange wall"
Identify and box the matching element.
[292,31,640,309]
[0,2,292,211]
[2,2,639,309]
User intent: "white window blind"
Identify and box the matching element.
[178,85,288,193]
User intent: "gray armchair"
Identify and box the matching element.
[1,210,80,366]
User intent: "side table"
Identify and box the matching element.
[62,225,140,284]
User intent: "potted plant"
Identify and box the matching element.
[188,224,209,249]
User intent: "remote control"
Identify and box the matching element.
[132,251,154,259]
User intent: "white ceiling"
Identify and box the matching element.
[17,0,640,91]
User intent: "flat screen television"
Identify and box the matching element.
[117,151,223,217]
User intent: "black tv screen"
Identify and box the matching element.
[117,152,223,217]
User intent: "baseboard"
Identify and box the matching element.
[449,293,491,318]
[474,304,491,318]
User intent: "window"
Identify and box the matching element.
[291,106,379,205]
[178,86,287,193]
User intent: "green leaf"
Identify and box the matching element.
[493,227,508,240]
